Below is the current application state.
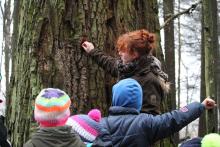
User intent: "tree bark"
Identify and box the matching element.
[163,0,177,145]
[202,0,218,134]
[3,0,12,94]
[198,4,207,136]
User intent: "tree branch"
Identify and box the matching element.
[160,0,202,30]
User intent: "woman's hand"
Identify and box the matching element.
[81,41,94,53]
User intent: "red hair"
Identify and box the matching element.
[116,29,156,56]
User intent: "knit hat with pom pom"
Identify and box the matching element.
[202,133,220,147]
[66,109,102,143]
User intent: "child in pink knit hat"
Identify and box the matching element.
[66,109,102,144]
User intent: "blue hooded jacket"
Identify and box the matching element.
[92,78,206,147]
[112,78,143,112]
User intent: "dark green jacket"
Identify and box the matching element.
[24,126,86,147]
[0,116,11,147]
[89,49,169,115]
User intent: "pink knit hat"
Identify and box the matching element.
[66,109,102,143]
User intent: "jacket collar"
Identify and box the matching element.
[118,55,153,79]
[109,106,140,115]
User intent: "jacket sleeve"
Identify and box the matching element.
[0,117,7,142]
[142,102,205,143]
[88,49,119,77]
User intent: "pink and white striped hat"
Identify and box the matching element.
[66,109,102,143]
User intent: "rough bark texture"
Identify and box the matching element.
[211,0,220,134]
[202,0,218,133]
[6,0,163,146]
[3,0,12,93]
[198,5,207,136]
[163,0,177,146]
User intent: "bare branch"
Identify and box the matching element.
[160,0,202,30]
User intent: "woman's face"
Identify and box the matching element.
[118,50,138,64]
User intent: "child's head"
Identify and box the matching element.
[179,133,220,147]
[116,29,156,63]
[112,78,143,112]
[66,109,102,143]
[34,88,71,127]
[202,133,220,147]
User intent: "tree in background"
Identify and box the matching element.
[198,0,207,136]
[163,0,177,146]
[200,0,219,134]
[1,0,12,94]
[163,0,176,120]
[6,0,164,146]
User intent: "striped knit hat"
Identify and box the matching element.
[66,109,102,143]
[34,88,71,127]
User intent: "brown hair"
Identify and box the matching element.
[116,29,156,56]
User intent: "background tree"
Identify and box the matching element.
[1,0,12,93]
[201,0,219,134]
[198,3,207,136]
[177,0,181,110]
[6,0,164,146]
[163,0,177,145]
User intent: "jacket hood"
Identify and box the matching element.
[112,78,143,112]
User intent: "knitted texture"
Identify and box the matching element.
[34,88,71,127]
[202,133,220,147]
[66,109,102,143]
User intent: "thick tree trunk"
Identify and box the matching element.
[7,1,109,146]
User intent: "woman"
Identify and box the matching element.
[82,29,169,115]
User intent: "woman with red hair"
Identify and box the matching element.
[82,29,169,115]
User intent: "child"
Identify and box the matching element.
[66,109,102,144]
[24,88,86,147]
[92,78,216,147]
[82,29,169,115]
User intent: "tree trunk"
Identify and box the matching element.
[3,0,12,94]
[217,1,220,133]
[7,0,110,146]
[202,0,218,133]
[211,0,220,133]
[163,0,177,146]
[177,0,181,109]
[7,0,163,146]
[198,5,207,136]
